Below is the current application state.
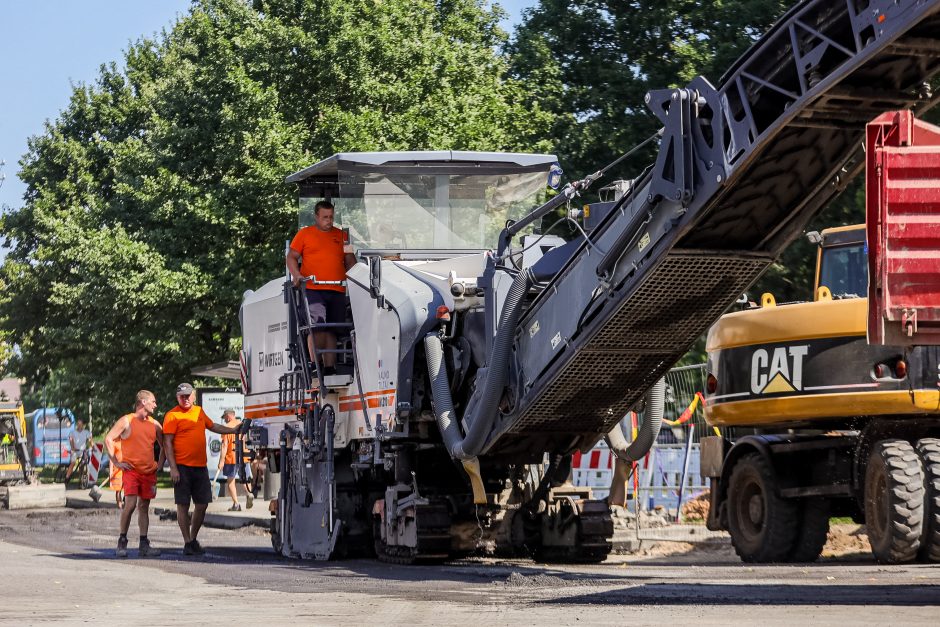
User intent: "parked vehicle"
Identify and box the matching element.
[29,407,76,467]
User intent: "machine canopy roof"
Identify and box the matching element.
[285,151,558,185]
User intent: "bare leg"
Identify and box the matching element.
[115,489,124,509]
[314,331,337,368]
[137,499,151,537]
[190,503,208,540]
[176,504,192,543]
[120,496,138,535]
[226,477,238,504]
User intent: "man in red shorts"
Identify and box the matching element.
[105,390,164,558]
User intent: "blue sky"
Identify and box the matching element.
[0,1,536,213]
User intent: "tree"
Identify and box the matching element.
[0,0,552,418]
[508,1,792,183]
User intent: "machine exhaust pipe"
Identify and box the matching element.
[605,378,665,462]
[425,267,535,460]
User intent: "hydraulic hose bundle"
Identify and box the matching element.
[605,378,665,462]
[425,267,536,460]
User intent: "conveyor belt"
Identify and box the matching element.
[484,0,940,458]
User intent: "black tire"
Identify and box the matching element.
[78,459,91,489]
[915,438,940,562]
[864,439,924,564]
[788,498,830,562]
[726,452,799,562]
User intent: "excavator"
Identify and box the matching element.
[703,110,940,565]
[238,0,940,561]
[0,401,33,485]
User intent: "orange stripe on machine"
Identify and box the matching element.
[339,390,396,413]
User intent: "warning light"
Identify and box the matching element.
[706,373,718,394]
[894,359,908,379]
[436,305,451,321]
[878,14,886,23]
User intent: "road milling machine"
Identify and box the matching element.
[239,0,940,561]
[703,110,940,565]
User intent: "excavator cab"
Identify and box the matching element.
[812,225,867,300]
[0,402,32,485]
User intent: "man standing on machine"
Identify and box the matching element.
[285,200,356,376]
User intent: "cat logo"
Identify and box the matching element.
[750,345,809,395]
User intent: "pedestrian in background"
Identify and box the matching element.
[65,416,91,483]
[163,383,240,555]
[104,390,164,558]
[219,410,253,511]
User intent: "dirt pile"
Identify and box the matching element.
[821,523,871,558]
[680,492,710,522]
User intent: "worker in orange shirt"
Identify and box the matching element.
[218,410,253,511]
[286,200,356,376]
[163,383,240,556]
[109,439,124,509]
[104,390,164,558]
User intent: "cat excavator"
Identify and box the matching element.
[238,0,940,561]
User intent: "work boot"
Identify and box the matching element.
[246,492,254,509]
[182,540,205,555]
[138,538,161,557]
[116,536,128,558]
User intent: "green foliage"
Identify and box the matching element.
[0,0,552,418]
[508,0,791,183]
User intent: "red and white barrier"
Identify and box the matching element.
[87,442,107,484]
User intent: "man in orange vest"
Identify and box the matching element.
[105,390,164,558]
[218,409,253,511]
[286,200,356,376]
[163,383,240,555]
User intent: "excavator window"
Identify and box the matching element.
[817,241,867,299]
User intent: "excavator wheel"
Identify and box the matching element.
[864,439,924,564]
[788,498,830,563]
[915,438,940,563]
[726,453,799,563]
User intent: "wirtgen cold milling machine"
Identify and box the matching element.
[238,0,940,561]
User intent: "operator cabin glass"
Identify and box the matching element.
[299,168,548,251]
[818,242,868,298]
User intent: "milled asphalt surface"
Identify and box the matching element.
[0,500,938,625]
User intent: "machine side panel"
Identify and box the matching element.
[347,261,443,420]
[346,272,403,435]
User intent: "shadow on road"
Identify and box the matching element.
[536,582,940,606]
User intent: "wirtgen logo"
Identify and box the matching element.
[750,345,809,394]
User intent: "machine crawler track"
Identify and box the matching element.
[375,503,452,565]
[536,500,614,564]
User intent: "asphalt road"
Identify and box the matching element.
[1,508,938,625]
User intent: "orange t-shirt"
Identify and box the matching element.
[222,428,238,465]
[163,405,214,467]
[119,414,160,474]
[290,225,348,292]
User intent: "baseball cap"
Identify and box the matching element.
[176,382,194,396]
